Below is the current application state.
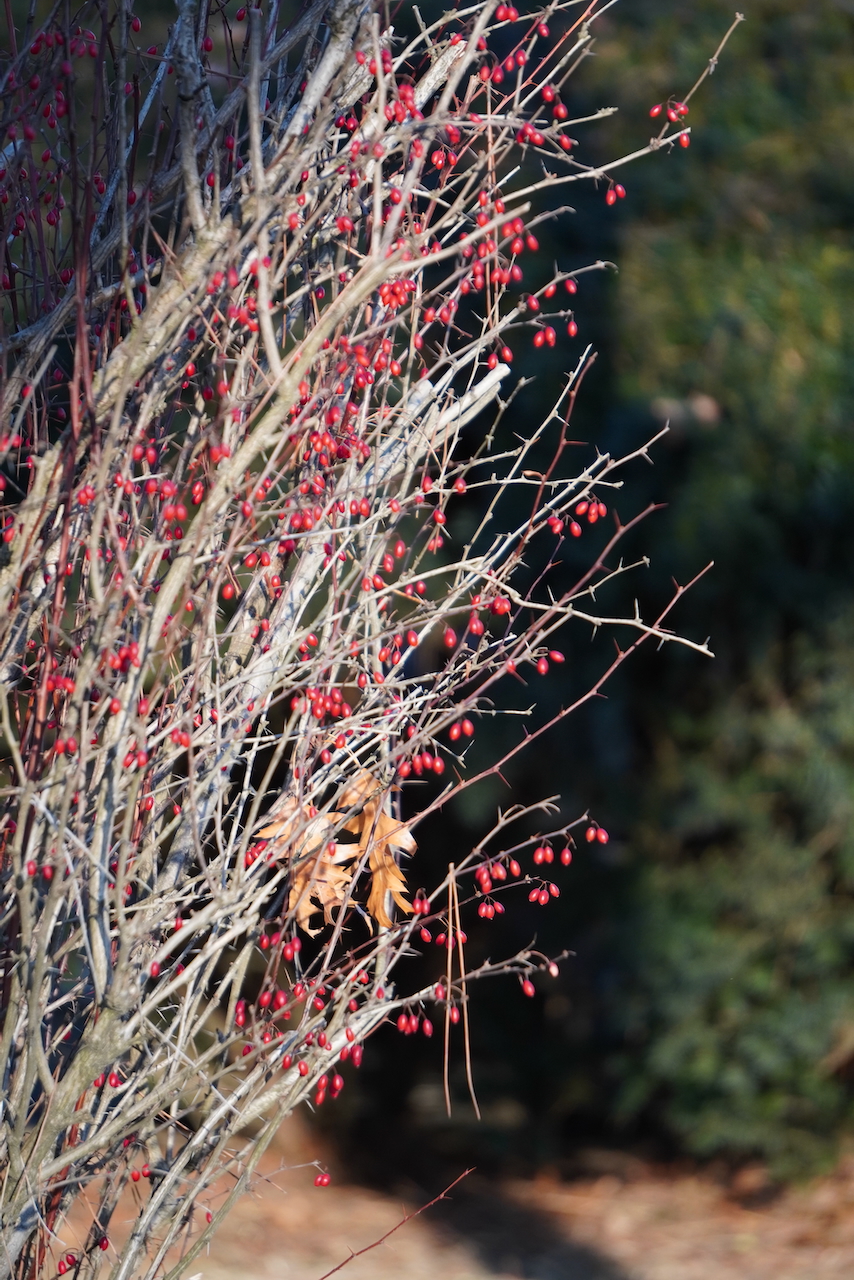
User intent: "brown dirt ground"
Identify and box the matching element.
[188,1120,854,1280]
[64,1118,854,1279]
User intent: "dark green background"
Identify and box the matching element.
[336,0,854,1185]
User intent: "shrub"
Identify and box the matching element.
[0,1,723,1274]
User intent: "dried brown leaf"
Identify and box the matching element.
[289,841,355,936]
[256,796,313,847]
[337,767,382,812]
[257,802,354,935]
[257,769,415,933]
[343,801,416,929]
[287,814,357,936]
[367,811,416,928]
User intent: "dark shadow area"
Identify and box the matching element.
[325,0,854,1190]
[421,1174,629,1280]
[331,1112,634,1279]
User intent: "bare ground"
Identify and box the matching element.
[64,1119,854,1279]
[192,1120,854,1280]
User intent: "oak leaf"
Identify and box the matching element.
[288,842,355,935]
[257,802,355,936]
[256,769,415,933]
[255,796,312,848]
[339,769,415,929]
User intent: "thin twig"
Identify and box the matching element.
[314,1169,475,1280]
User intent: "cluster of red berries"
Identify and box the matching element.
[395,1011,433,1036]
[585,824,610,844]
[528,882,560,906]
[650,100,690,121]
[92,1070,123,1089]
[313,1071,345,1106]
[476,858,510,920]
[533,843,573,866]
[397,750,445,779]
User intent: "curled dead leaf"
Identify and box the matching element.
[256,769,415,933]
[341,807,416,929]
[255,796,310,847]
[257,803,353,936]
[337,767,382,812]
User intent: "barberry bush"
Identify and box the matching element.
[0,1,728,1275]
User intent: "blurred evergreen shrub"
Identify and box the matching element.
[613,620,854,1179]
[340,1,854,1182]
[587,0,854,1177]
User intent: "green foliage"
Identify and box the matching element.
[339,2,854,1181]
[613,621,854,1178]
[583,0,854,1176]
